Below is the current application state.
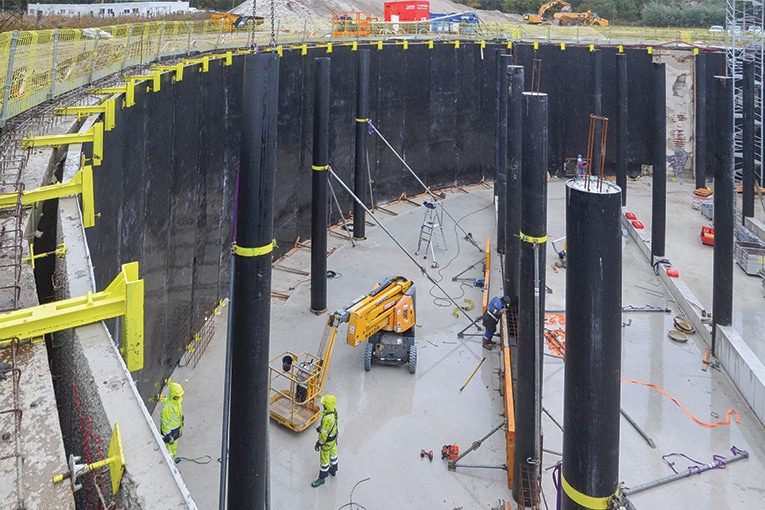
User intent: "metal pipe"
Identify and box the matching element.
[227,53,279,510]
[620,407,655,449]
[592,49,603,175]
[651,62,667,260]
[712,75,734,350]
[352,49,370,239]
[514,91,548,506]
[449,421,506,470]
[694,53,707,189]
[742,60,755,221]
[310,57,330,314]
[218,258,235,510]
[505,65,524,305]
[623,449,748,496]
[616,52,628,206]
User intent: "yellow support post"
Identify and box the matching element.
[22,243,66,270]
[22,124,104,166]
[0,165,95,227]
[184,56,210,73]
[0,262,144,371]
[376,40,383,50]
[427,40,434,49]
[92,81,135,107]
[54,97,116,131]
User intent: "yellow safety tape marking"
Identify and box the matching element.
[232,239,276,257]
[312,164,329,171]
[561,472,610,510]
[520,232,548,244]
[355,118,368,123]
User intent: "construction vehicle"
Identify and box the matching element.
[269,275,417,431]
[522,0,572,24]
[331,11,377,38]
[211,12,260,31]
[555,10,610,26]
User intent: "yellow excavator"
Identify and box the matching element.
[522,0,572,24]
[269,275,417,431]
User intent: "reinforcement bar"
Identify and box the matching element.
[0,262,144,372]
[0,165,96,227]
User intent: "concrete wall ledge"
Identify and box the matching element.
[622,212,765,427]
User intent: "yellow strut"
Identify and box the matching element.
[0,262,144,372]
[53,423,125,495]
[23,243,67,270]
[92,80,135,107]
[0,165,96,227]
[22,123,104,167]
[54,97,116,131]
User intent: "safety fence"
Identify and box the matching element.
[0,18,750,128]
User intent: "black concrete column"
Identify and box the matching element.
[651,63,666,260]
[311,57,330,314]
[695,53,707,189]
[616,52,628,206]
[504,64,524,306]
[495,52,511,254]
[513,92,547,507]
[592,49,603,172]
[561,180,623,510]
[742,60,755,221]
[713,76,734,354]
[353,50,370,239]
[227,53,279,510]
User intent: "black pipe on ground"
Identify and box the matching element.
[651,63,666,260]
[616,52,627,206]
[504,65,524,306]
[592,49,602,172]
[513,91,547,508]
[742,60,755,221]
[713,75,734,354]
[311,57,330,314]
[695,53,707,189]
[561,179,623,510]
[495,51,510,254]
[227,53,279,510]
[353,50,370,239]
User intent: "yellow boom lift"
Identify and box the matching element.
[269,275,416,431]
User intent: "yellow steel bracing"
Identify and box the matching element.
[0,165,96,227]
[23,243,66,270]
[53,423,125,495]
[128,70,163,92]
[0,262,144,372]
[54,98,116,131]
[92,81,135,108]
[149,63,184,83]
[21,123,104,166]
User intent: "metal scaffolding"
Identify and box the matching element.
[726,0,764,184]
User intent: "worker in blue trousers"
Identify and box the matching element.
[312,394,339,487]
[482,296,511,350]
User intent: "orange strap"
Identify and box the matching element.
[621,378,740,428]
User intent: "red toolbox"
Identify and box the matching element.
[700,226,714,246]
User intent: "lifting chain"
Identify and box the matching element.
[250,0,257,52]
[270,0,276,48]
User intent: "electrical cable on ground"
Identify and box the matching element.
[366,120,481,251]
[177,455,212,465]
[327,166,477,325]
[336,477,370,510]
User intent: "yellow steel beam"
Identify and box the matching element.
[92,80,135,108]
[127,70,162,92]
[0,262,144,372]
[21,123,104,166]
[0,165,95,227]
[54,97,116,131]
[184,56,209,73]
[23,243,66,270]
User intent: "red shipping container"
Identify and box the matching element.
[384,1,430,22]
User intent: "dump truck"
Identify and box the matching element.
[555,10,609,26]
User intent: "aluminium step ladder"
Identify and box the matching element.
[415,201,447,267]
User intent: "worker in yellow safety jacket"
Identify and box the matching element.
[161,381,185,463]
[311,394,339,487]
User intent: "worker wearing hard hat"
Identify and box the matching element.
[311,394,339,487]
[161,381,185,463]
[482,295,511,350]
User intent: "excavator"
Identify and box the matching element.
[269,275,417,431]
[522,0,572,24]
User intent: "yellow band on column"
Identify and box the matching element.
[355,118,368,123]
[561,472,611,510]
[232,239,276,257]
[311,165,329,171]
[519,232,548,244]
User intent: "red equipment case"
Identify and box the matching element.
[384,1,430,22]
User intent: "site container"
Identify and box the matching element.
[384,1,430,22]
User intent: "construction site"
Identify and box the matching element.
[1,1,765,509]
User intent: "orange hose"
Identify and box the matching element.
[621,378,740,428]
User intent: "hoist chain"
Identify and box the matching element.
[250,0,257,52]
[270,0,276,48]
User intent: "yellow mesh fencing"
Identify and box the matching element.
[0,19,753,127]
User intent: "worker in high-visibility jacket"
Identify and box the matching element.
[161,381,185,463]
[311,394,339,487]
